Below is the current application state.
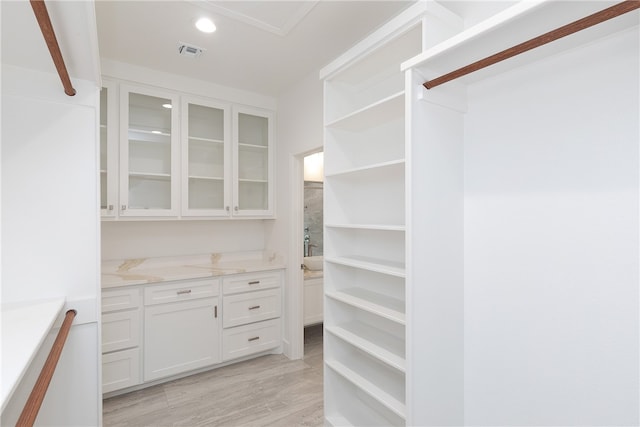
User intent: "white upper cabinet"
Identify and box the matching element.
[100,80,118,218]
[181,97,232,217]
[100,81,275,220]
[232,106,274,217]
[119,85,180,217]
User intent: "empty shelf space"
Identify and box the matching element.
[188,136,223,144]
[129,172,171,179]
[325,288,405,325]
[326,323,405,372]
[325,92,404,132]
[326,223,405,232]
[188,175,223,181]
[238,142,268,149]
[325,159,405,179]
[325,359,406,420]
[326,256,405,278]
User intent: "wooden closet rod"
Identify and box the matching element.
[423,0,640,90]
[16,309,77,427]
[30,0,76,96]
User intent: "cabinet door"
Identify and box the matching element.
[100,80,118,218]
[181,97,232,217]
[144,297,220,381]
[232,106,274,217]
[119,85,180,217]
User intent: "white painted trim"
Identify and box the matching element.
[286,153,305,360]
[286,147,323,360]
[101,59,277,111]
[187,0,319,37]
[319,1,461,80]
[84,0,103,87]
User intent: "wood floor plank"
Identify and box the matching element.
[103,325,323,426]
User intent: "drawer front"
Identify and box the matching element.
[102,309,141,353]
[222,319,280,361]
[102,348,141,394]
[223,288,281,328]
[222,271,281,295]
[144,279,220,306]
[102,288,141,313]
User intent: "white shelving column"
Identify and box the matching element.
[320,3,462,425]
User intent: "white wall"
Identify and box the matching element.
[1,65,101,425]
[267,70,324,357]
[102,220,266,259]
[463,28,639,425]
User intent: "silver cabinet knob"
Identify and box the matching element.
[226,206,230,212]
[108,204,114,211]
[121,205,127,211]
[234,206,239,212]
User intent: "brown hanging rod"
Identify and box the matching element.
[16,309,77,427]
[424,0,640,90]
[30,0,76,96]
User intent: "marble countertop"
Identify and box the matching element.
[1,298,65,411]
[102,251,286,289]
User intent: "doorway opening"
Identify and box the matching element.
[302,151,324,352]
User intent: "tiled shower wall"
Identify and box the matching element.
[304,181,323,256]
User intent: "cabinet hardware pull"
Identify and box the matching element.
[108,204,114,211]
[226,206,230,212]
[214,305,218,318]
[248,336,260,342]
[248,280,260,285]
[248,305,260,310]
[177,289,192,295]
[121,205,127,210]
[234,206,239,211]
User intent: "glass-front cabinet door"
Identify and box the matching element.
[119,85,179,217]
[233,106,274,217]
[100,81,118,218]
[181,97,231,216]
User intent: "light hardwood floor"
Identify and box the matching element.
[103,325,323,427]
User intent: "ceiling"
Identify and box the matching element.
[95,0,414,97]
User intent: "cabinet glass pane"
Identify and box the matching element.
[187,104,225,210]
[128,93,172,210]
[238,113,268,210]
[100,87,108,210]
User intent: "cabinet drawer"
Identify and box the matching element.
[144,279,220,306]
[222,319,280,361]
[102,309,141,353]
[102,288,141,313]
[223,288,281,328]
[223,271,281,295]
[102,348,141,394]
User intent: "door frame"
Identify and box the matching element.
[287,146,323,359]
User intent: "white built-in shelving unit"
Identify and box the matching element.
[321,3,462,426]
[324,0,638,425]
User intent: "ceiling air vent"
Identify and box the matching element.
[177,42,205,58]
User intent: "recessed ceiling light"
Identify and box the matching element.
[162,103,172,109]
[195,17,216,33]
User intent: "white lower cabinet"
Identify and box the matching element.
[144,297,220,381]
[103,348,141,393]
[143,278,221,381]
[101,287,143,394]
[222,318,280,361]
[222,270,283,361]
[102,269,283,394]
